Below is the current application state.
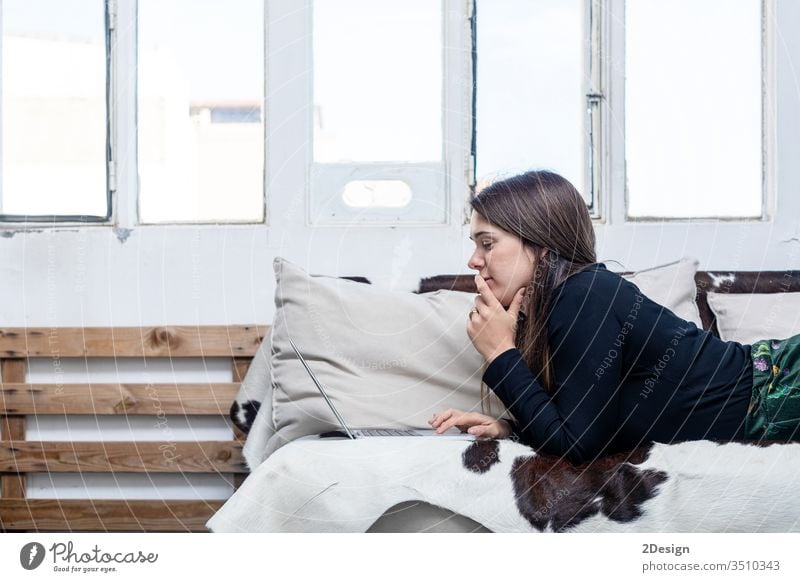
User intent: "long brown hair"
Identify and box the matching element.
[473,170,597,417]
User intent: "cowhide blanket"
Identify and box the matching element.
[206,435,800,533]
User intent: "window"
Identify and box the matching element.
[137,0,265,224]
[310,0,451,224]
[474,0,600,212]
[0,0,774,227]
[0,0,109,221]
[625,0,765,219]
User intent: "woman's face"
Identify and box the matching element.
[467,212,541,308]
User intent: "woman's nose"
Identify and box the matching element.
[467,250,483,270]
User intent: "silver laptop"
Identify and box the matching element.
[288,337,475,440]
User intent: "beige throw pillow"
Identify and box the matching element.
[262,257,511,460]
[619,257,703,328]
[707,292,800,344]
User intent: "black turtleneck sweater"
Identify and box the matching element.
[487,262,753,464]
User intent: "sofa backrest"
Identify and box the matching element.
[418,269,800,339]
[693,270,800,336]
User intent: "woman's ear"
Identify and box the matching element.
[522,243,538,264]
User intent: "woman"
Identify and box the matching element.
[429,170,800,464]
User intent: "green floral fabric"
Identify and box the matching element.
[744,335,800,441]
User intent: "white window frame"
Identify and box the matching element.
[131,0,268,226]
[0,0,269,230]
[468,0,606,221]
[0,0,780,233]
[467,0,775,227]
[0,0,115,225]
[303,0,471,227]
[614,0,777,224]
[586,0,606,220]
[593,0,789,273]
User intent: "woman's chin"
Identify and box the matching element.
[488,281,512,307]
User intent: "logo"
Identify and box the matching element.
[18,539,159,573]
[20,542,46,570]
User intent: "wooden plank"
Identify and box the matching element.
[0,441,247,473]
[1,359,26,500]
[0,383,240,415]
[0,325,268,358]
[232,357,252,383]
[0,499,221,532]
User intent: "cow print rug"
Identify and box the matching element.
[206,435,800,533]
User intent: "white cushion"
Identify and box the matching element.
[620,256,703,328]
[707,291,800,344]
[261,257,511,461]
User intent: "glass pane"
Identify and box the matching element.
[475,0,587,197]
[313,0,442,162]
[626,0,762,218]
[342,180,412,208]
[1,0,108,218]
[138,0,265,223]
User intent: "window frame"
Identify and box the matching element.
[0,0,269,229]
[0,0,778,230]
[468,0,775,225]
[0,0,115,225]
[306,0,471,227]
[468,0,606,221]
[619,0,776,223]
[134,0,268,226]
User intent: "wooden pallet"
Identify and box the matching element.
[0,325,267,532]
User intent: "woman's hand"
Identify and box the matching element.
[428,408,512,439]
[468,274,526,364]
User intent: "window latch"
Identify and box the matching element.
[586,92,604,105]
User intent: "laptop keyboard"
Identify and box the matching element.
[360,429,419,436]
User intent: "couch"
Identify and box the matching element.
[214,256,800,533]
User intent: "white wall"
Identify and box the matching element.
[2,1,799,330]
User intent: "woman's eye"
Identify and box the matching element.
[482,242,493,250]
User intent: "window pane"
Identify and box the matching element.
[625,0,762,218]
[313,0,442,162]
[475,0,587,197]
[1,0,108,218]
[138,0,265,223]
[342,180,412,208]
